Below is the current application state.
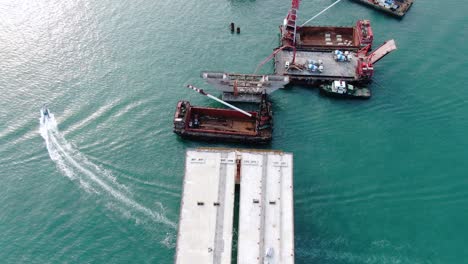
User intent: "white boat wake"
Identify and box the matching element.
[39,107,176,229]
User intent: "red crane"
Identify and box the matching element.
[356,40,397,79]
[255,0,300,74]
[281,0,301,46]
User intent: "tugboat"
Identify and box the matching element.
[320,80,371,99]
[173,85,273,144]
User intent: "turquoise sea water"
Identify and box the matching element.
[1,0,468,263]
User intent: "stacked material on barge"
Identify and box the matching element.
[350,0,414,17]
[201,72,289,103]
[320,80,371,99]
[173,85,273,144]
[274,39,397,84]
[281,20,374,51]
[175,148,294,264]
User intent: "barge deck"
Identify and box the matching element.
[274,50,359,82]
[285,20,374,51]
[274,39,397,84]
[173,94,273,144]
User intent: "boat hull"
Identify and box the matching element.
[173,98,273,144]
[174,130,272,144]
[320,86,371,99]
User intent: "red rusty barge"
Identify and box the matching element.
[173,92,273,144]
[269,0,397,85]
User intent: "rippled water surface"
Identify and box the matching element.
[1,0,467,263]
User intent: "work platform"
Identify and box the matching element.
[201,72,290,103]
[175,148,294,264]
[274,50,358,82]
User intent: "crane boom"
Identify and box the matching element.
[186,85,253,117]
[291,0,300,9]
[254,45,295,74]
[281,0,301,46]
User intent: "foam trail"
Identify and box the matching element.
[39,108,176,228]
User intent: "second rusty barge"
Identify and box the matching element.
[173,87,273,144]
[350,0,414,18]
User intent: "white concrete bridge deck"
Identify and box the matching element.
[175,148,294,264]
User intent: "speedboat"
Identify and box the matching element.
[41,104,50,122]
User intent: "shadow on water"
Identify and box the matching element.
[230,185,241,264]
